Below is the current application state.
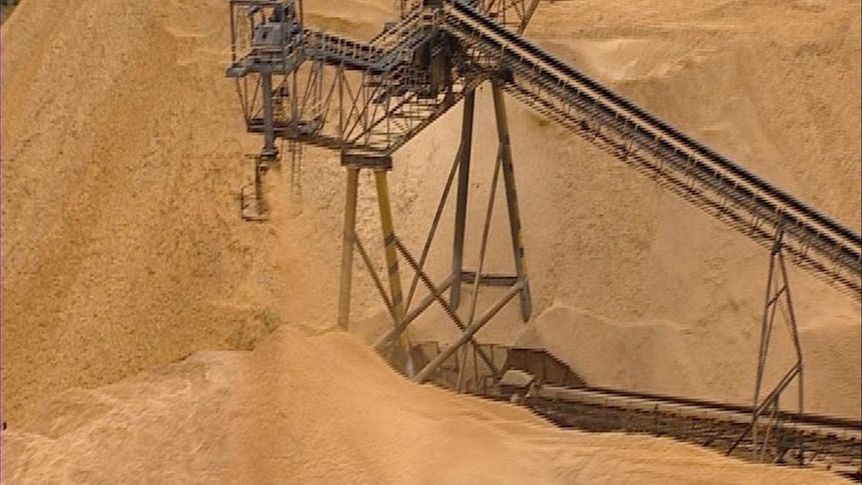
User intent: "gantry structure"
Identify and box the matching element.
[226,0,862,466]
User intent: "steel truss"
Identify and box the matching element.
[226,0,859,291]
[226,0,539,375]
[440,0,860,298]
[224,1,540,176]
[413,343,859,478]
[225,0,861,413]
[728,225,805,464]
[341,83,533,379]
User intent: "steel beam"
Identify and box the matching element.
[404,154,461,313]
[518,0,541,34]
[395,238,502,377]
[730,228,805,463]
[373,274,455,351]
[491,80,532,321]
[374,169,410,354]
[460,271,518,286]
[229,2,862,297]
[337,166,360,329]
[414,280,524,383]
[451,89,476,309]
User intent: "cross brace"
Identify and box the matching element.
[337,81,532,380]
[728,226,805,465]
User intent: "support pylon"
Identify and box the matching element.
[450,89,476,310]
[412,78,532,383]
[449,83,532,321]
[336,157,413,370]
[491,79,532,322]
[341,79,532,382]
[337,166,360,330]
[728,224,804,464]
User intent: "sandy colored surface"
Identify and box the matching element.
[1,326,854,484]
[1,0,860,481]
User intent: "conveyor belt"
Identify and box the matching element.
[523,384,861,478]
[229,0,862,296]
[415,341,861,479]
[441,0,862,297]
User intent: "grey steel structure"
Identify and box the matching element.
[226,0,541,374]
[226,0,862,469]
[412,342,861,479]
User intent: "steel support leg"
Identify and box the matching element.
[451,90,476,310]
[337,166,360,330]
[730,228,804,463]
[775,233,805,465]
[374,169,411,360]
[752,240,779,452]
[492,80,532,321]
[245,72,279,219]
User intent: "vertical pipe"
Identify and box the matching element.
[254,159,267,215]
[797,365,804,465]
[262,72,277,158]
[753,232,780,449]
[338,71,344,141]
[451,90,476,309]
[292,68,299,128]
[491,81,532,321]
[337,166,361,330]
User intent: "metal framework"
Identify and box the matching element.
[728,225,805,464]
[439,0,860,298]
[413,342,860,478]
[225,0,861,450]
[225,0,540,378]
[354,82,533,377]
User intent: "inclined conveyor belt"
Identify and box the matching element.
[442,0,861,296]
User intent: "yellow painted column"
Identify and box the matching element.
[337,166,360,330]
[374,168,411,357]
